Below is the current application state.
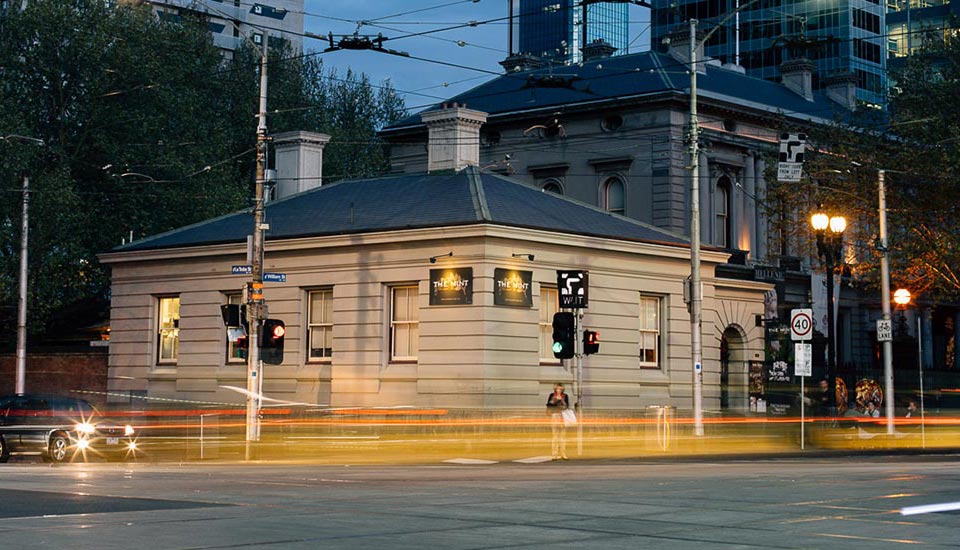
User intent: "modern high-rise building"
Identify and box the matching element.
[650,0,887,106]
[887,0,958,66]
[507,0,629,64]
[133,0,304,55]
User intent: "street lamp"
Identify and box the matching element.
[811,210,846,412]
[893,287,926,447]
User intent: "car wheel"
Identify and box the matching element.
[48,433,70,463]
[0,436,9,463]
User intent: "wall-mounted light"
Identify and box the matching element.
[429,252,453,264]
[511,253,535,261]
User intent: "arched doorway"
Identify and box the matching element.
[720,325,748,412]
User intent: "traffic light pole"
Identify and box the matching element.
[245,33,269,456]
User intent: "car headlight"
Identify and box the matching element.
[76,438,90,450]
[75,422,96,434]
[124,425,135,436]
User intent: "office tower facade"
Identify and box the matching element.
[508,0,629,64]
[137,0,304,55]
[650,0,887,106]
[888,0,958,63]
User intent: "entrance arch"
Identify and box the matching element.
[720,325,749,412]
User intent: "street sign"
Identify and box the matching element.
[795,343,812,376]
[777,133,806,183]
[877,319,893,342]
[263,272,287,283]
[790,308,813,341]
[557,270,589,309]
[232,265,253,275]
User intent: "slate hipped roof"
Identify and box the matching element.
[114,166,688,253]
[383,51,846,133]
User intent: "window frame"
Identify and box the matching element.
[224,293,246,365]
[714,177,731,248]
[389,285,420,363]
[539,286,561,365]
[638,294,662,369]
[603,175,625,215]
[156,295,181,366]
[307,288,334,363]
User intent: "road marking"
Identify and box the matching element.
[443,458,498,465]
[901,501,960,516]
[512,456,554,464]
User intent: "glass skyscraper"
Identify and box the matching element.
[508,0,629,64]
[650,0,887,106]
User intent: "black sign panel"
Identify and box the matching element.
[430,267,473,306]
[493,268,533,307]
[557,270,589,309]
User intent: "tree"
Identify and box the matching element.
[0,0,406,347]
[764,32,960,303]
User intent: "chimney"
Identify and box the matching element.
[499,53,545,73]
[581,39,617,62]
[420,103,488,172]
[824,71,857,110]
[779,59,815,101]
[272,131,331,200]
[663,26,706,74]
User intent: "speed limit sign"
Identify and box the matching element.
[790,308,813,341]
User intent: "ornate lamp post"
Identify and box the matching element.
[811,211,846,410]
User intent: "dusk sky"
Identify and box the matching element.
[302,1,651,113]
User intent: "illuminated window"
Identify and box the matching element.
[539,286,559,363]
[639,296,660,368]
[390,286,419,361]
[604,176,625,215]
[225,293,245,364]
[157,296,180,364]
[308,289,334,361]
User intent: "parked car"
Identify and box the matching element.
[0,394,137,463]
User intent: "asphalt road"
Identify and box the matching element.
[0,456,958,549]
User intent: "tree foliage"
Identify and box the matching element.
[765,32,960,303]
[0,0,406,346]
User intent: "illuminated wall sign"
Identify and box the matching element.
[493,268,533,307]
[430,267,473,306]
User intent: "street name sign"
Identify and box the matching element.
[232,265,253,275]
[263,273,287,283]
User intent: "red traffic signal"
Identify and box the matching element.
[259,319,285,365]
[583,330,600,355]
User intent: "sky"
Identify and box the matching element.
[302,0,651,113]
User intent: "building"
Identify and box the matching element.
[887,0,959,67]
[507,0,629,65]
[649,0,887,107]
[100,110,770,412]
[130,0,304,55]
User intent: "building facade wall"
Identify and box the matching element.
[104,225,769,412]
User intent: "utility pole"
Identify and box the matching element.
[246,32,269,456]
[878,169,895,435]
[16,172,29,395]
[688,18,704,436]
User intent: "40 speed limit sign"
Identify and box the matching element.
[790,308,813,341]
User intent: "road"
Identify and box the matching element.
[0,456,958,549]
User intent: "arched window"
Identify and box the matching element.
[541,179,563,194]
[603,177,625,215]
[714,176,731,247]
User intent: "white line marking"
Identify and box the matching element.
[900,501,960,516]
[443,458,498,465]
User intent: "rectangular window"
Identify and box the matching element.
[308,289,334,361]
[390,286,419,362]
[639,296,661,368]
[157,296,180,364]
[225,293,245,364]
[539,286,559,363]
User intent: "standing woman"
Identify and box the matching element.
[546,383,570,460]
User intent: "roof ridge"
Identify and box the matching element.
[466,165,491,221]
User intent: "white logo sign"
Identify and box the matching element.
[557,270,589,309]
[791,308,813,341]
[877,319,893,342]
[777,133,807,183]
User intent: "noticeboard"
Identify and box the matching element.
[429,267,473,306]
[493,268,533,307]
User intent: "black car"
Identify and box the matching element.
[0,394,138,463]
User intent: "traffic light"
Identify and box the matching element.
[259,319,285,365]
[583,330,600,355]
[552,312,576,359]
